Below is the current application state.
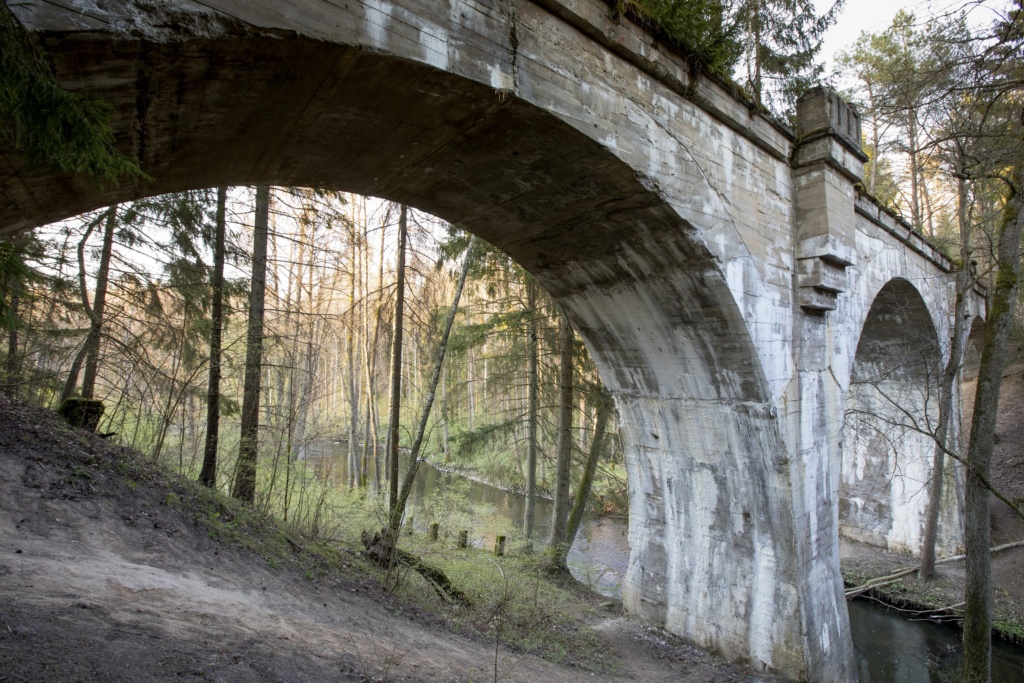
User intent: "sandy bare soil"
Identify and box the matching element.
[0,396,772,683]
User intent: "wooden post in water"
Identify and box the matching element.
[430,522,439,540]
[458,530,468,548]
[494,535,506,557]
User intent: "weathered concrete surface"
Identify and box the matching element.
[0,1,984,679]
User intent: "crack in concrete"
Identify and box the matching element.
[504,0,520,94]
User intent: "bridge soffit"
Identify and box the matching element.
[5,0,800,404]
[837,272,949,392]
[9,0,797,259]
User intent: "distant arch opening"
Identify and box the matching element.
[841,278,956,555]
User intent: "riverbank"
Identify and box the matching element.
[0,394,774,682]
[840,360,1024,645]
[422,457,629,517]
[841,530,1024,644]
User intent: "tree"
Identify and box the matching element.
[388,238,477,536]
[632,0,842,116]
[232,186,271,504]
[199,187,228,488]
[737,0,843,112]
[929,5,1023,678]
[551,387,613,570]
[838,11,948,233]
[61,206,116,402]
[629,0,744,75]
[523,277,540,542]
[548,309,575,561]
[386,205,408,515]
[918,172,972,579]
[963,164,1021,682]
[0,232,42,397]
[1,5,143,182]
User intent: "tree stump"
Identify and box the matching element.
[360,527,470,605]
[57,398,105,432]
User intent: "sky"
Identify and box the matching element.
[817,0,922,70]
[815,0,1005,77]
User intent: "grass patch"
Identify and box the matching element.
[394,531,612,671]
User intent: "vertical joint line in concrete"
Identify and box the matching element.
[505,0,520,92]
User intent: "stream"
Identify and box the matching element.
[309,443,1024,681]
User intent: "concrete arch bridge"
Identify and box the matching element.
[1,0,986,679]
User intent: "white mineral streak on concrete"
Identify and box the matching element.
[750,529,778,667]
[726,259,794,402]
[363,0,392,48]
[487,63,514,92]
[417,21,449,69]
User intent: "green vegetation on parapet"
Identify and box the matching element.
[616,0,744,77]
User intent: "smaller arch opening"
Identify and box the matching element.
[841,279,950,555]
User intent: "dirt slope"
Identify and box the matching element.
[0,396,770,683]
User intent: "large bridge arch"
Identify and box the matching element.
[3,0,837,678]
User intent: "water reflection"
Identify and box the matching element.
[849,600,1024,682]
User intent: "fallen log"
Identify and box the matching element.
[845,539,1024,598]
[361,527,471,606]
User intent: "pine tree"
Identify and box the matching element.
[1,5,142,182]
[199,187,228,488]
[233,186,271,504]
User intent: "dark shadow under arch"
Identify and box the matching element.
[1,29,768,404]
